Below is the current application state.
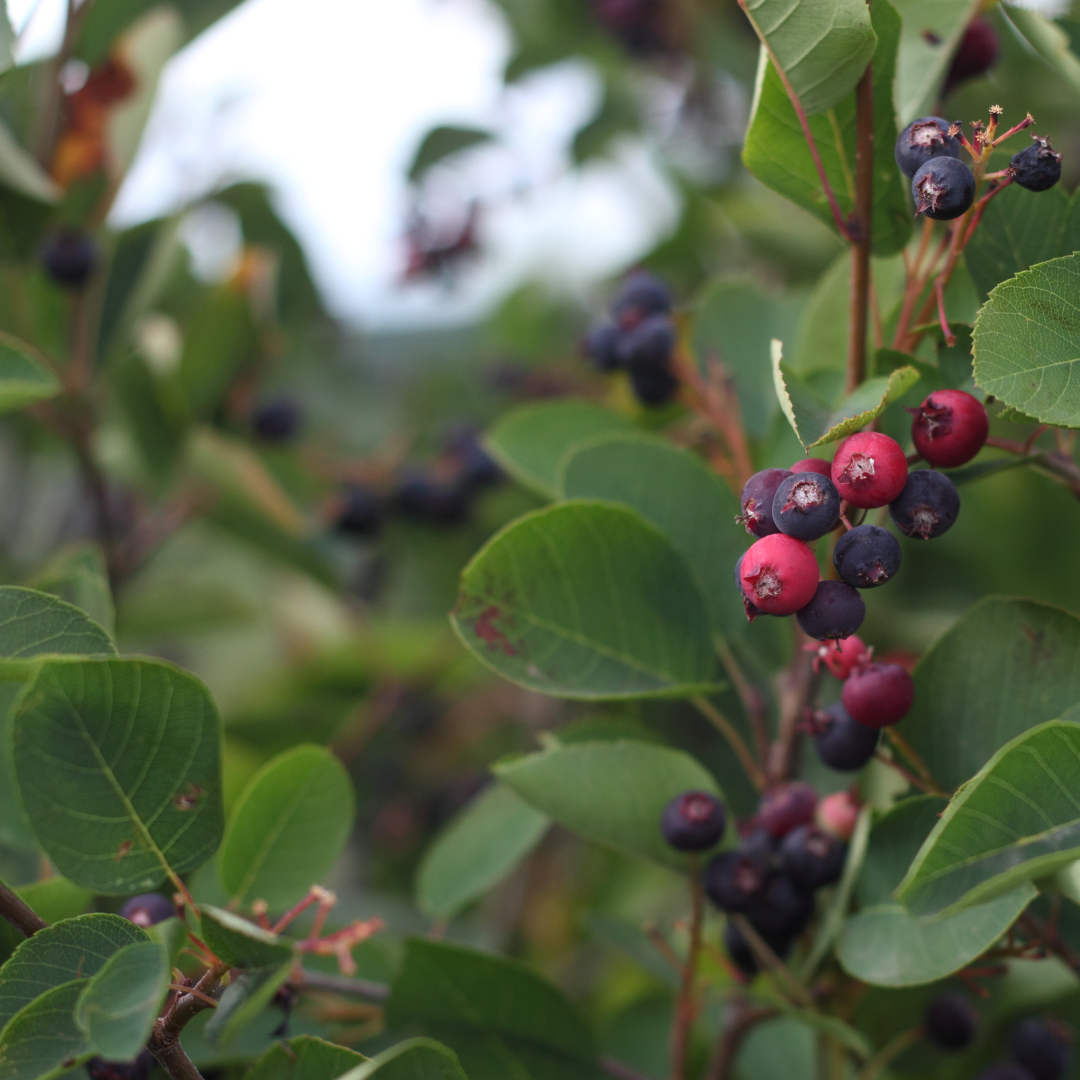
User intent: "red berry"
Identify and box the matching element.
[831,432,908,509]
[818,634,869,679]
[945,19,1000,93]
[758,781,817,838]
[842,662,914,728]
[790,458,832,477]
[739,534,819,616]
[816,790,859,840]
[909,389,988,468]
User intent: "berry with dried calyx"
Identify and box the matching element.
[912,157,976,220]
[790,458,832,477]
[816,790,860,839]
[661,791,726,852]
[119,893,176,927]
[1010,136,1063,193]
[734,552,767,622]
[925,992,981,1052]
[945,19,1000,93]
[833,523,902,589]
[739,533,819,616]
[704,849,769,912]
[779,824,846,890]
[831,432,909,509]
[772,472,841,541]
[758,781,817,838]
[909,389,988,468]
[889,470,960,540]
[1008,1017,1073,1080]
[738,468,792,537]
[842,662,914,728]
[584,324,621,371]
[814,634,869,680]
[612,270,672,327]
[812,702,879,771]
[796,580,865,642]
[894,116,962,178]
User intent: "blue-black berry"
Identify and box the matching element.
[812,702,879,771]
[444,428,503,490]
[86,1052,153,1080]
[336,486,382,538]
[704,848,769,912]
[895,117,962,178]
[397,473,472,526]
[778,824,846,891]
[1010,136,1062,193]
[912,157,976,220]
[925,992,980,1051]
[660,791,726,852]
[612,270,671,327]
[616,314,678,407]
[119,893,176,928]
[584,324,622,371]
[739,468,793,538]
[772,472,841,541]
[796,580,865,642]
[251,398,301,443]
[833,523,902,589]
[744,871,815,944]
[723,920,760,977]
[889,469,960,539]
[43,230,97,288]
[1009,1018,1073,1080]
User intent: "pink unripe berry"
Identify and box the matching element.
[739,534,819,616]
[816,790,859,840]
[758,781,817,838]
[831,432,908,508]
[842,662,914,728]
[790,458,832,478]
[909,389,989,468]
[819,634,869,680]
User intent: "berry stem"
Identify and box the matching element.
[766,632,820,786]
[670,856,705,1080]
[853,1027,923,1080]
[714,638,771,768]
[692,696,767,791]
[0,877,47,937]
[729,915,815,1007]
[847,61,875,393]
[885,729,946,794]
[934,278,955,346]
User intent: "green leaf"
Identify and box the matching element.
[387,939,600,1080]
[897,722,1080,916]
[559,432,744,636]
[0,120,60,204]
[75,940,170,1061]
[856,794,948,907]
[0,587,114,668]
[451,501,720,700]
[408,126,493,182]
[772,340,832,450]
[736,1017,815,1080]
[338,1039,469,1080]
[901,598,1080,791]
[743,0,909,254]
[27,546,115,638]
[811,366,921,448]
[12,658,224,894]
[204,962,293,1047]
[973,252,1080,427]
[1004,8,1080,102]
[14,880,94,926]
[218,745,354,911]
[836,885,1035,987]
[484,402,633,499]
[417,784,549,920]
[246,1035,364,1080]
[495,740,726,871]
[0,344,60,415]
[200,907,295,969]
[0,914,147,1035]
[0,980,92,1080]
[742,0,876,115]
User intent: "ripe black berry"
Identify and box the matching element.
[889,470,960,540]
[895,117,961,178]
[86,1052,153,1080]
[796,580,865,642]
[778,824,846,891]
[723,920,760,978]
[1010,136,1062,193]
[661,791,726,852]
[945,19,1000,93]
[612,270,671,328]
[912,157,976,220]
[704,849,769,912]
[397,473,472,526]
[336,486,382,538]
[772,472,841,541]
[1009,1018,1073,1080]
[584,324,622,372]
[616,314,678,407]
[745,872,815,944]
[812,702,879,771]
[758,782,816,838]
[629,363,679,407]
[445,428,503,490]
[119,893,176,927]
[738,469,793,537]
[43,229,97,288]
[833,524,902,589]
[925,992,980,1052]
[251,398,301,443]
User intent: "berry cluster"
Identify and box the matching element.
[922,991,1074,1080]
[584,271,679,407]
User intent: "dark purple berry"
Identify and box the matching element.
[842,662,914,729]
[336,486,382,538]
[796,580,865,642]
[723,920,759,978]
[119,893,176,928]
[704,849,769,912]
[889,470,960,539]
[612,270,671,327]
[738,468,793,538]
[778,824,846,891]
[629,362,679,407]
[833,523,902,589]
[913,157,976,220]
[616,314,678,407]
[43,230,97,288]
[251,398,301,443]
[1009,1018,1073,1080]
[397,473,472,526]
[758,782,816,839]
[772,472,841,541]
[977,1065,1036,1080]
[924,992,980,1051]
[945,19,1000,93]
[895,117,962,178]
[1010,136,1062,193]
[584,324,622,372]
[444,428,503,490]
[812,702,879,771]
[745,872,815,944]
[661,791,726,852]
[86,1051,153,1080]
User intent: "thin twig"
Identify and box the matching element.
[847,61,874,393]
[766,631,819,787]
[671,857,705,1080]
[854,1027,923,1080]
[885,729,946,795]
[873,749,934,794]
[298,969,391,1001]
[730,915,815,1008]
[692,695,766,791]
[715,638,770,768]
[0,879,47,937]
[600,1057,656,1080]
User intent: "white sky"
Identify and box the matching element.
[9,0,680,329]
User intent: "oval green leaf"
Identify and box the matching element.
[338,1038,468,1080]
[218,744,354,912]
[12,658,224,894]
[0,587,114,663]
[200,907,295,969]
[0,342,60,415]
[451,501,720,700]
[0,979,92,1080]
[246,1035,364,1080]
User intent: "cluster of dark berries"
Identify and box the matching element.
[42,229,97,289]
[335,429,503,539]
[661,784,854,978]
[922,992,1073,1080]
[583,271,679,407]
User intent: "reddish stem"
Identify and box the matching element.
[671,858,705,1080]
[847,62,874,392]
